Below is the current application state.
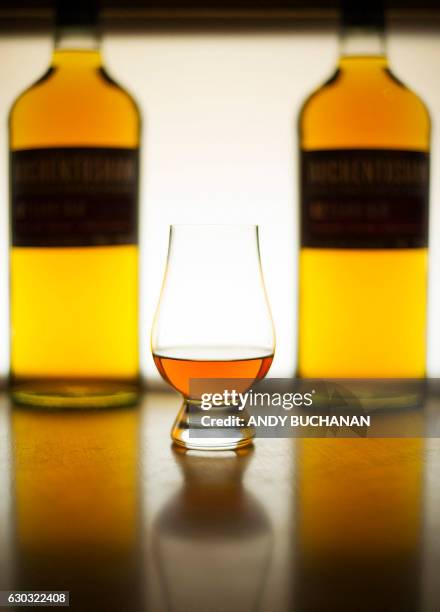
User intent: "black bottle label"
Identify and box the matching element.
[11,147,139,247]
[301,149,429,248]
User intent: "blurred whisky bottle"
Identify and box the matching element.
[9,0,141,406]
[298,0,430,377]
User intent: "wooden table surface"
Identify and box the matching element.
[0,390,439,612]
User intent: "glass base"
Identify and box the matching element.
[171,400,255,451]
[10,380,141,409]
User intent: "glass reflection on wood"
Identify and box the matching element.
[153,448,272,612]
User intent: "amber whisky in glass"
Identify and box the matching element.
[153,349,273,399]
[298,1,430,378]
[9,1,141,406]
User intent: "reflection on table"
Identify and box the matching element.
[10,403,144,612]
[0,391,438,612]
[153,448,272,612]
[293,438,424,611]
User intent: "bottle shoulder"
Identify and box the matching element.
[301,65,429,121]
[9,67,54,119]
[98,66,141,117]
[11,64,139,117]
[299,62,430,150]
[384,67,431,124]
[10,59,140,148]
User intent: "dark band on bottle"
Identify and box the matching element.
[11,147,139,248]
[300,148,429,249]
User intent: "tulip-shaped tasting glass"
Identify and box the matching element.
[151,225,275,450]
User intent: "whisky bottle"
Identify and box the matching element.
[298,1,430,378]
[9,0,141,406]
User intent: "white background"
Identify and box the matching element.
[0,26,439,385]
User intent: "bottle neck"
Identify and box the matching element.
[340,25,386,60]
[52,25,102,67]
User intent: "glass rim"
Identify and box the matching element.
[169,223,259,230]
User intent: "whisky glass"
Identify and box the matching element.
[151,225,275,450]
